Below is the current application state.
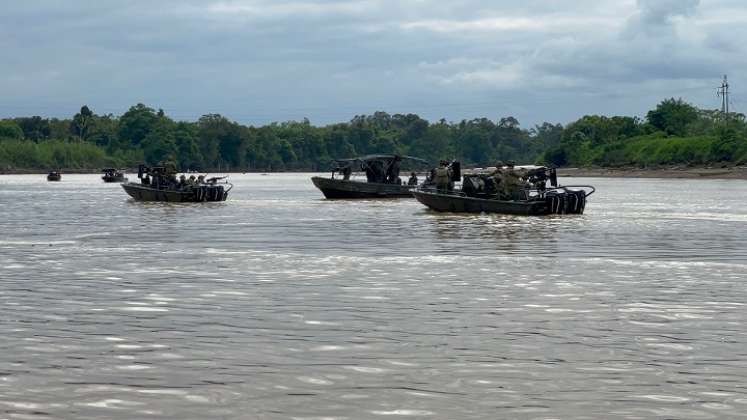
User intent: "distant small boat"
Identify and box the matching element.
[101,168,127,183]
[312,154,429,199]
[47,171,61,181]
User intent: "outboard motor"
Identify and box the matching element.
[545,191,566,214]
[568,189,586,214]
[450,161,461,182]
[545,189,587,214]
[549,168,558,188]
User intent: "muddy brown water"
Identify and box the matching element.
[1,174,746,419]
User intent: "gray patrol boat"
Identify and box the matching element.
[311,154,429,199]
[413,165,595,215]
[122,165,232,202]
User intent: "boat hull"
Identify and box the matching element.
[102,176,127,183]
[413,190,549,215]
[47,175,61,182]
[311,177,414,199]
[121,183,228,202]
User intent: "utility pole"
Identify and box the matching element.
[717,75,730,115]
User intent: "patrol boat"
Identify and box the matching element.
[413,165,595,215]
[121,165,232,202]
[101,168,127,183]
[47,171,61,181]
[311,154,429,199]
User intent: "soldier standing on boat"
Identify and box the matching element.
[487,161,505,197]
[434,160,451,193]
[503,161,525,200]
[370,160,385,183]
[364,161,376,182]
[407,172,418,186]
[386,155,402,184]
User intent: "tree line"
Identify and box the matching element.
[544,98,747,167]
[1,99,746,172]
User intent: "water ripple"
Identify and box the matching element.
[0,174,745,419]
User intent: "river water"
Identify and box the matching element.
[1,173,746,419]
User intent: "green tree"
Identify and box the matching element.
[409,122,452,163]
[141,119,178,165]
[14,116,51,141]
[173,122,202,170]
[646,98,699,136]
[118,103,159,146]
[70,105,94,141]
[455,120,494,165]
[88,114,118,149]
[323,124,356,160]
[0,120,24,140]
[197,114,247,170]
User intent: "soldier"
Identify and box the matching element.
[369,160,385,183]
[434,160,451,193]
[407,172,418,186]
[364,162,375,182]
[488,161,505,197]
[503,161,526,200]
[386,155,402,184]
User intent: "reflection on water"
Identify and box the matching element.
[1,174,746,419]
[427,213,565,256]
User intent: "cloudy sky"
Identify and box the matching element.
[1,0,744,126]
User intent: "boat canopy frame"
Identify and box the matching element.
[333,154,430,166]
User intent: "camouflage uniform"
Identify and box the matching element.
[502,163,526,200]
[434,161,451,193]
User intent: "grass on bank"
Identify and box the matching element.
[568,134,747,167]
[0,139,129,170]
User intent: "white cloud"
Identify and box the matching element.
[207,0,375,19]
[1,0,746,125]
[401,16,625,34]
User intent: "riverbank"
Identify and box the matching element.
[0,168,112,175]
[558,166,747,180]
[4,166,747,180]
[0,168,282,175]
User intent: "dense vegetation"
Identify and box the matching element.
[1,99,746,172]
[543,99,747,167]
